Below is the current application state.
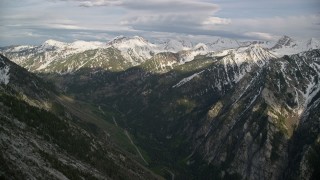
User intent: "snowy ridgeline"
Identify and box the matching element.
[3,35,320,60]
[0,57,10,85]
[0,35,319,75]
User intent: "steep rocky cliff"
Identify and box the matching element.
[0,54,160,179]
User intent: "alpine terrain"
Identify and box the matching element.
[1,35,320,180]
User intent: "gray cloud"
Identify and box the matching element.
[234,15,320,39]
[78,0,122,7]
[27,0,223,39]
[113,0,222,38]
[1,0,320,46]
[65,0,219,12]
[123,0,219,12]
[48,0,221,31]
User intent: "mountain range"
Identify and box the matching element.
[1,35,319,74]
[1,35,320,179]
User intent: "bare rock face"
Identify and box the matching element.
[181,49,320,179]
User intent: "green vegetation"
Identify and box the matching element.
[51,101,65,116]
[50,93,142,158]
[268,108,289,136]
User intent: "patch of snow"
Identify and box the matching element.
[247,87,261,107]
[0,64,10,85]
[10,45,35,52]
[223,58,231,83]
[179,44,209,63]
[211,49,230,57]
[173,70,205,88]
[39,39,107,54]
[234,71,261,104]
[303,62,320,107]
[279,61,290,85]
[233,69,246,83]
[194,43,208,51]
[69,40,106,53]
[303,76,320,107]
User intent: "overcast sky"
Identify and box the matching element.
[0,0,320,46]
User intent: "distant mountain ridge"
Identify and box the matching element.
[0,35,319,74]
[270,35,320,56]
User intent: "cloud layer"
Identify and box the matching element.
[0,0,319,46]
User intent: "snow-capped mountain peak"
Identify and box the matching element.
[1,35,319,74]
[207,37,241,51]
[159,39,193,52]
[243,44,278,60]
[270,35,320,56]
[241,40,274,49]
[42,39,67,49]
[271,35,296,49]
[213,44,277,68]
[178,43,209,64]
[107,36,152,47]
[306,38,320,49]
[132,36,149,43]
[215,38,239,45]
[106,35,126,45]
[194,43,208,51]
[106,36,158,64]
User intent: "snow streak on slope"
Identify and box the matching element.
[0,66,10,85]
[173,70,205,88]
[0,56,10,85]
[303,77,320,107]
[301,56,320,107]
[270,49,320,118]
